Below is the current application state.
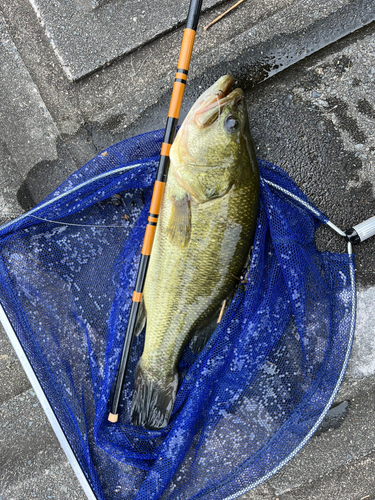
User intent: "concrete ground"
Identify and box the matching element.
[0,0,375,498]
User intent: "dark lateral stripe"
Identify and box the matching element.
[147,221,157,226]
[149,213,159,219]
[177,68,188,75]
[174,78,186,84]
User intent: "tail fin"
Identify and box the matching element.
[130,362,178,430]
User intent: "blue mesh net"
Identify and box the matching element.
[0,128,355,500]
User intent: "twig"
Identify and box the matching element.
[204,0,246,31]
[130,54,150,78]
[327,104,338,113]
[217,300,227,324]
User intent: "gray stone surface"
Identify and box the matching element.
[0,324,31,404]
[0,13,62,214]
[0,389,85,499]
[276,451,375,500]
[269,381,375,496]
[28,0,375,82]
[1,0,373,211]
[239,377,375,500]
[74,0,298,124]
[0,0,375,498]
[348,287,375,378]
[72,0,375,128]
[0,0,84,136]
[28,0,224,80]
[0,360,31,404]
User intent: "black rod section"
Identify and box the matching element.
[187,0,203,30]
[108,0,203,423]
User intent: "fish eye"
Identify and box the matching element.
[224,114,239,133]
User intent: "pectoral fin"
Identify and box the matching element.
[166,194,191,248]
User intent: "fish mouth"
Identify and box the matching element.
[192,75,243,128]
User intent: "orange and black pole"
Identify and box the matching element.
[108,0,203,423]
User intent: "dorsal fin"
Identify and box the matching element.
[166,194,191,248]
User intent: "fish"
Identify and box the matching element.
[130,75,260,430]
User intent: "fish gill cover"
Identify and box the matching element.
[0,128,355,499]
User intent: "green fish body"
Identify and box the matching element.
[131,75,259,429]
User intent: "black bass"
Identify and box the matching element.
[131,75,259,429]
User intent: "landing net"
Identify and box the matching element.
[0,129,355,500]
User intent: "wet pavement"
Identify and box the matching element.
[0,0,375,498]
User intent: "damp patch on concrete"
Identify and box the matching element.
[315,401,349,436]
